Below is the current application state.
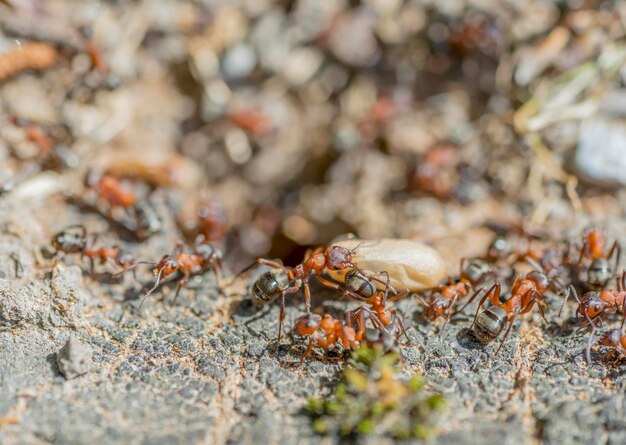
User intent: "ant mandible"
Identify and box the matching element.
[467,270,550,355]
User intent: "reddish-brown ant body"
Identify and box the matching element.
[245,245,370,341]
[564,274,626,329]
[421,258,495,336]
[142,241,222,307]
[597,329,626,357]
[91,174,137,210]
[468,270,549,354]
[293,310,366,362]
[50,225,136,275]
[341,270,410,342]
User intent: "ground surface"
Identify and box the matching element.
[1,198,626,445]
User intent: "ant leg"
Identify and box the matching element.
[350,265,399,295]
[303,280,312,313]
[621,295,626,330]
[578,241,589,267]
[274,285,300,344]
[172,272,190,305]
[294,338,313,368]
[315,274,365,302]
[394,312,412,343]
[608,241,622,274]
[438,294,459,343]
[469,284,501,331]
[277,292,286,344]
[558,285,578,317]
[237,258,285,276]
[494,316,517,356]
[456,287,484,314]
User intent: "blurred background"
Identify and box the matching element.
[2,0,626,272]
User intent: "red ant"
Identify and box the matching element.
[85,172,137,215]
[467,270,549,355]
[141,241,223,308]
[341,270,410,343]
[227,109,273,136]
[292,309,366,364]
[411,143,459,201]
[196,201,228,242]
[575,227,621,290]
[594,329,626,359]
[50,225,136,275]
[419,258,497,338]
[562,273,626,329]
[244,245,369,335]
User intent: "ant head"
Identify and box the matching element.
[601,329,622,347]
[293,314,320,335]
[527,270,549,292]
[587,258,612,288]
[425,295,447,321]
[579,291,605,319]
[154,255,179,276]
[325,245,354,270]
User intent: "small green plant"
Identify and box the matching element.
[306,345,445,439]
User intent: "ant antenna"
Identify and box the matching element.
[113,260,156,278]
[139,267,164,309]
[558,284,580,318]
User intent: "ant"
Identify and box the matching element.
[419,258,497,338]
[85,172,137,216]
[50,225,136,275]
[574,227,621,291]
[341,270,410,343]
[467,270,550,355]
[423,278,483,339]
[141,240,223,308]
[292,309,366,364]
[562,274,626,330]
[594,329,626,360]
[244,245,372,341]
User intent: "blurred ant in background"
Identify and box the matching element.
[50,225,136,276]
[573,227,621,291]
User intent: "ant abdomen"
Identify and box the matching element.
[344,269,376,298]
[473,306,507,343]
[253,269,290,304]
